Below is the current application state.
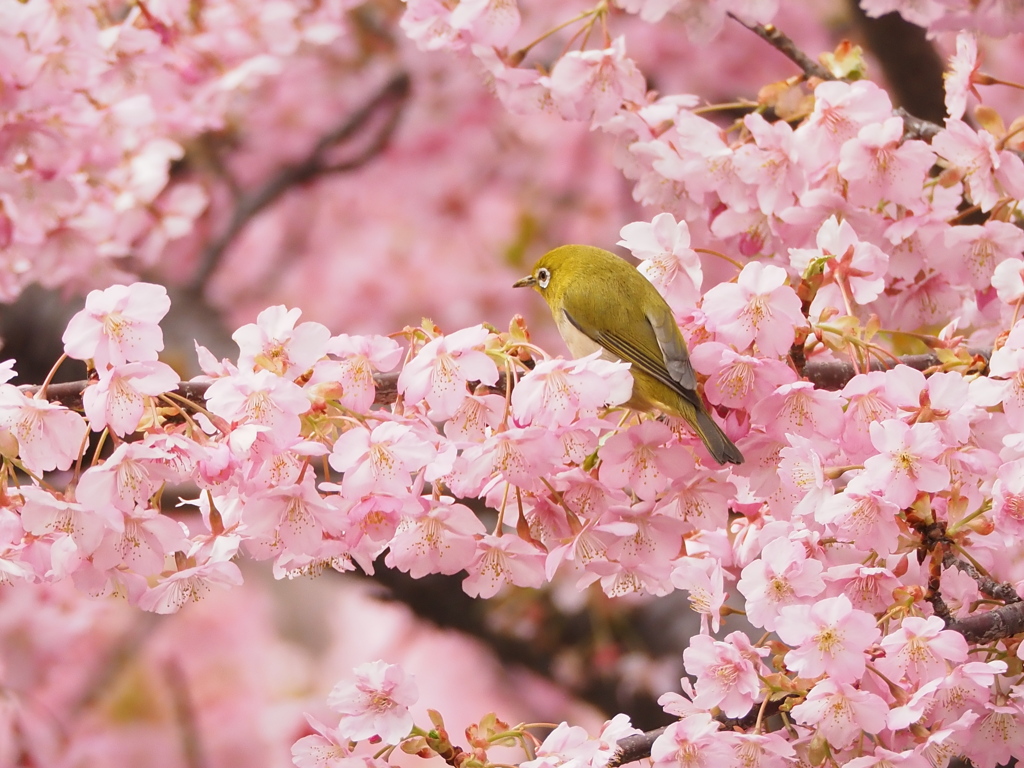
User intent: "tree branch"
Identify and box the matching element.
[19,345,993,409]
[188,72,412,291]
[726,14,834,82]
[943,551,1022,605]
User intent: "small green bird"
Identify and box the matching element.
[514,244,743,465]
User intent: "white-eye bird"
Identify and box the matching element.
[514,244,743,465]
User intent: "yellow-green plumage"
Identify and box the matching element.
[514,245,743,465]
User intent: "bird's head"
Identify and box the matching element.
[512,245,592,301]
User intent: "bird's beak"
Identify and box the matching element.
[513,274,536,289]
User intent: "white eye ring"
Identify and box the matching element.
[537,267,551,289]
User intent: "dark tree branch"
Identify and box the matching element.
[948,600,1024,644]
[800,348,990,391]
[188,72,411,291]
[610,727,665,767]
[726,14,834,82]
[944,551,1022,605]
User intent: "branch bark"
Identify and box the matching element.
[20,346,992,409]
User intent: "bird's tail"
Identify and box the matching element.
[694,409,744,465]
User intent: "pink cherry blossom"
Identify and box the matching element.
[205,368,311,444]
[619,213,704,312]
[789,216,889,318]
[888,660,1006,731]
[232,305,331,377]
[385,496,485,578]
[938,219,1024,290]
[844,747,930,768]
[316,333,403,413]
[92,510,189,577]
[691,341,796,411]
[838,117,936,213]
[650,713,734,768]
[702,262,804,357]
[945,32,982,120]
[789,679,888,750]
[519,722,596,768]
[734,112,805,216]
[449,0,520,48]
[965,702,1024,768]
[598,420,689,501]
[737,536,825,631]
[328,660,418,745]
[0,385,88,475]
[61,282,170,369]
[860,420,951,508]
[682,631,766,718]
[932,119,1024,212]
[815,476,902,553]
[397,325,499,421]
[244,476,339,560]
[443,393,505,443]
[993,459,1024,536]
[877,615,968,687]
[774,436,832,519]
[511,353,633,428]
[292,715,384,768]
[750,381,844,442]
[547,37,647,125]
[860,0,943,26]
[992,256,1024,304]
[776,594,881,683]
[329,421,437,498]
[796,80,893,176]
[544,514,636,584]
[462,533,545,597]
[671,556,726,633]
[448,425,564,495]
[76,442,176,528]
[655,458,736,531]
[137,557,244,614]
[82,360,179,437]
[17,486,105,565]
[840,371,897,459]
[823,563,901,614]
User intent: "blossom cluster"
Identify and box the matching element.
[0,0,353,300]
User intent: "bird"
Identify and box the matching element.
[513,244,743,465]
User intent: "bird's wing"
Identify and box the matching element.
[645,301,697,390]
[561,308,702,409]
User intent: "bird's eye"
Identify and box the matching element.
[537,267,551,289]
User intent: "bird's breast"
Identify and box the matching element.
[555,311,606,359]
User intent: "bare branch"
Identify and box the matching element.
[948,600,1024,644]
[610,728,666,767]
